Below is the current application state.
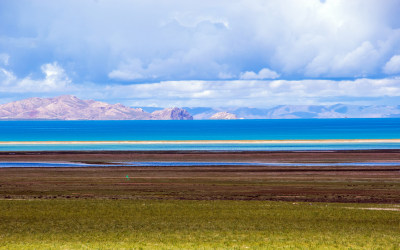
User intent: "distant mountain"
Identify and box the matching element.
[0,95,193,120]
[259,104,400,119]
[210,112,238,120]
[182,105,400,119]
[151,107,192,120]
[2,96,398,120]
[182,107,219,120]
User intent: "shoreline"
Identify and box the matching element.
[0,139,400,145]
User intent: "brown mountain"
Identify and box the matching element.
[0,95,193,120]
[151,107,192,120]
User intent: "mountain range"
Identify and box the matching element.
[0,95,400,120]
[0,95,192,120]
[181,105,400,119]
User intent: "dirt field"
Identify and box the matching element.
[1,150,399,203]
[1,149,400,163]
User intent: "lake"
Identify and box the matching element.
[0,119,399,151]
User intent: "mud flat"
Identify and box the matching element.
[1,149,400,163]
[1,150,399,203]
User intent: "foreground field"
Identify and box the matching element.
[1,163,399,203]
[0,200,399,249]
[1,149,400,163]
[1,150,399,248]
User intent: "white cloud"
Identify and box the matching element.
[0,62,72,93]
[3,0,400,80]
[383,55,400,75]
[41,62,71,88]
[0,68,16,85]
[108,50,231,81]
[97,78,400,107]
[2,0,400,107]
[2,66,400,107]
[332,41,380,77]
[240,68,280,80]
[108,59,145,80]
[0,54,9,66]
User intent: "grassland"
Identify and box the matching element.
[1,199,399,249]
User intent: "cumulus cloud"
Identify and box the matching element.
[240,68,280,80]
[0,68,16,85]
[305,41,381,77]
[2,1,400,107]
[108,50,232,82]
[383,55,400,75]
[1,0,400,82]
[39,62,71,89]
[0,62,72,93]
[2,63,400,107]
[98,78,400,107]
[108,59,145,81]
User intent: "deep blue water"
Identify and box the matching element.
[0,119,399,141]
[0,119,399,150]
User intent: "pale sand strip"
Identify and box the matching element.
[0,139,400,145]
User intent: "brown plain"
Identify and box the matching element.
[0,150,399,203]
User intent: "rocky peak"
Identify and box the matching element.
[210,112,238,120]
[151,107,193,120]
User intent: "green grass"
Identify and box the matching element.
[0,200,399,249]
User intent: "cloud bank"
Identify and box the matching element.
[1,63,400,107]
[240,68,280,80]
[384,55,400,75]
[0,0,400,106]
[1,0,400,82]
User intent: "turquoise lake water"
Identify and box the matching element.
[0,119,399,151]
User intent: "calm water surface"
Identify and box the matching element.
[0,119,399,150]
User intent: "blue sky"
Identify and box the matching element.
[1,0,400,107]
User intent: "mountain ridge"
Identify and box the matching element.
[0,95,193,120]
[1,95,400,120]
[182,105,400,119]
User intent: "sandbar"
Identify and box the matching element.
[0,139,400,144]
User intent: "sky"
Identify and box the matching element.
[1,0,400,107]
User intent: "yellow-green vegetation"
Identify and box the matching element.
[0,200,399,249]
